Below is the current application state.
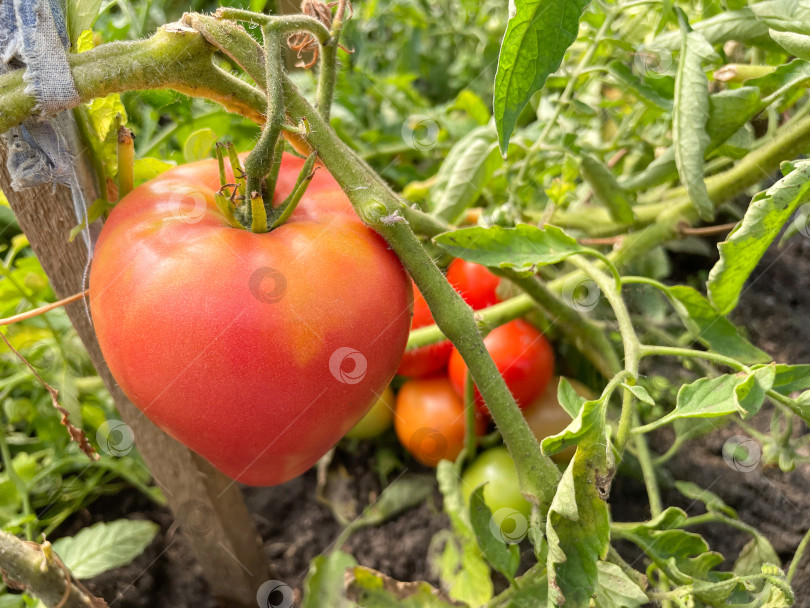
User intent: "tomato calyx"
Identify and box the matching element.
[213,142,318,233]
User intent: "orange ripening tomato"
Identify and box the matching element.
[89,153,413,486]
[394,377,485,467]
[396,281,453,378]
[448,319,554,416]
[445,259,501,310]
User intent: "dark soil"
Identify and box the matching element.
[68,235,810,607]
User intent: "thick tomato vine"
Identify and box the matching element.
[89,154,413,486]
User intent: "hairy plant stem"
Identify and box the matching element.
[279,75,561,509]
[0,531,100,607]
[789,526,810,583]
[316,0,349,119]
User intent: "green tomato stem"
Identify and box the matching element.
[270,153,317,229]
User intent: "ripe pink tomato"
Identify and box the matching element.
[90,154,413,485]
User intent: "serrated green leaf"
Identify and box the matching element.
[493,0,591,154]
[432,462,493,606]
[579,153,636,224]
[770,29,810,59]
[652,9,770,50]
[545,400,610,607]
[750,0,810,35]
[183,128,220,163]
[622,383,655,406]
[707,159,810,314]
[734,364,775,417]
[52,519,159,579]
[433,224,589,273]
[430,126,502,223]
[674,481,737,517]
[666,285,770,364]
[614,507,725,584]
[469,486,520,581]
[734,537,781,576]
[768,364,810,394]
[643,374,742,431]
[302,551,357,608]
[346,566,463,608]
[593,561,649,608]
[356,474,435,529]
[66,0,102,47]
[673,26,717,221]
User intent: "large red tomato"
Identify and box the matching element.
[90,153,413,486]
[448,319,554,415]
[395,281,453,377]
[445,259,501,310]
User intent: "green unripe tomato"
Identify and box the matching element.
[461,447,531,543]
[345,386,395,439]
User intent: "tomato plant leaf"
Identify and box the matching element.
[607,61,673,111]
[642,375,741,431]
[750,0,810,35]
[593,561,649,608]
[747,59,810,96]
[433,224,591,274]
[51,519,159,579]
[355,474,435,529]
[707,159,810,314]
[450,90,491,126]
[66,0,103,47]
[652,8,770,49]
[768,363,810,395]
[430,125,502,223]
[674,481,736,517]
[301,550,358,608]
[346,566,464,607]
[734,364,775,417]
[622,384,655,406]
[468,485,520,581]
[493,0,591,155]
[579,153,636,224]
[545,399,610,607]
[666,284,770,364]
[432,462,493,606]
[557,377,587,418]
[673,22,718,221]
[770,29,810,59]
[614,507,726,584]
[733,537,781,576]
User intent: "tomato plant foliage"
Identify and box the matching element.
[1,0,810,606]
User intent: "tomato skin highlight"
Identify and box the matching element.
[445,259,501,310]
[394,377,485,467]
[395,281,453,378]
[448,319,554,415]
[90,154,413,486]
